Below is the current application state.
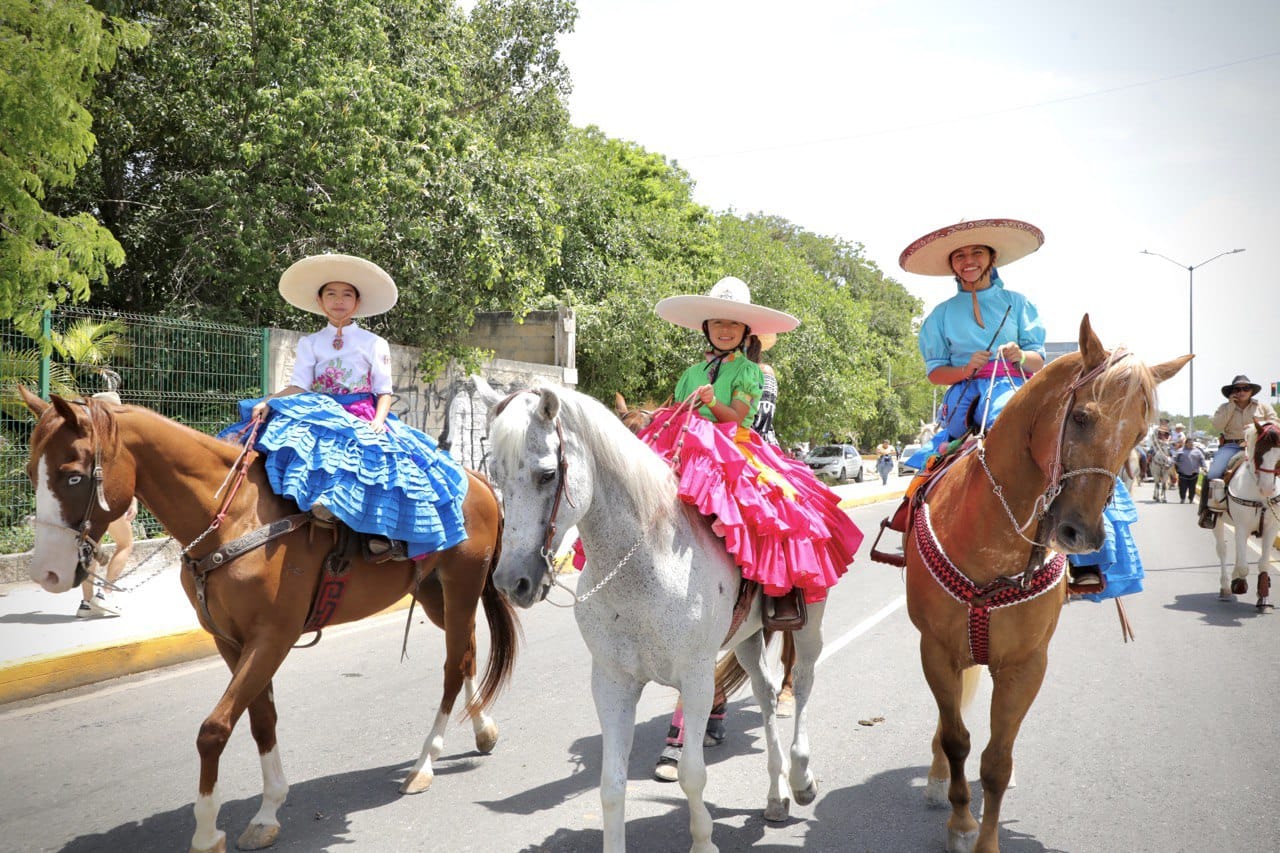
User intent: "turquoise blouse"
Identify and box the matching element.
[918,275,1046,373]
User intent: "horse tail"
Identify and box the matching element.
[465,483,522,720]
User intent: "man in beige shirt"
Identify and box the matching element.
[1199,374,1278,527]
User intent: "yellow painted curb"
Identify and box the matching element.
[838,489,905,510]
[0,596,416,705]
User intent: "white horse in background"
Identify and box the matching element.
[483,382,825,853]
[916,418,940,446]
[1213,420,1280,610]
[1147,436,1174,502]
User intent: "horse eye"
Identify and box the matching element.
[1071,409,1090,428]
[67,474,83,487]
[538,470,557,486]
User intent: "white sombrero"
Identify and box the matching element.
[898,219,1045,277]
[655,276,799,335]
[278,254,398,317]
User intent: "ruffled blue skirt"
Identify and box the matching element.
[1068,478,1143,601]
[219,393,469,559]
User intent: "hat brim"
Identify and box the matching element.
[278,254,398,317]
[655,295,799,335]
[899,219,1045,277]
[1222,383,1261,397]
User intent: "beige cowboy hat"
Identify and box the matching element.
[278,254,398,317]
[1221,374,1261,397]
[655,276,800,335]
[898,218,1045,277]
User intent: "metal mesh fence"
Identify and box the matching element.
[1,307,264,552]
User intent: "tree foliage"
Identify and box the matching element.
[0,0,148,341]
[23,0,935,434]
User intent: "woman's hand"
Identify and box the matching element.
[966,350,992,372]
[368,417,387,434]
[697,384,717,407]
[251,399,271,421]
[997,342,1023,363]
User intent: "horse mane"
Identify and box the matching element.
[1086,355,1161,427]
[491,384,677,527]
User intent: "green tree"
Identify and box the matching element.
[0,0,147,341]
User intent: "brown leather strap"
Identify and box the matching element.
[186,512,312,578]
[722,578,758,646]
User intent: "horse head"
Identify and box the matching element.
[1248,418,1280,499]
[18,385,138,592]
[1007,315,1190,554]
[613,392,670,435]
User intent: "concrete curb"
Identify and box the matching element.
[839,489,905,510]
[0,597,415,706]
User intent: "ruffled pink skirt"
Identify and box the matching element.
[634,407,863,603]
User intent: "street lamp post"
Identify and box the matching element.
[1140,247,1245,431]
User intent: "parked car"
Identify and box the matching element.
[805,444,867,482]
[898,443,923,475]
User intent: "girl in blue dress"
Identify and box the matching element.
[221,253,468,560]
[899,218,1140,597]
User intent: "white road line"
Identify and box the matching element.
[818,594,907,667]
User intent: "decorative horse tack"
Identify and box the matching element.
[912,504,1065,665]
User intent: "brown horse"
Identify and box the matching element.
[20,388,518,853]
[903,317,1189,853]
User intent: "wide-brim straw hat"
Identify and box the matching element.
[756,332,778,351]
[899,218,1045,277]
[278,254,398,317]
[655,276,800,335]
[1221,374,1262,397]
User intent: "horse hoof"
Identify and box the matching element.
[793,778,819,806]
[947,828,978,853]
[764,796,791,823]
[236,822,279,851]
[1257,599,1273,612]
[475,721,499,754]
[1219,588,1234,601]
[189,831,227,853]
[400,770,434,795]
[925,777,949,808]
[1231,578,1248,595]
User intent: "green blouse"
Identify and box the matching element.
[674,352,763,427]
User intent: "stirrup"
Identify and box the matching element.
[762,589,807,631]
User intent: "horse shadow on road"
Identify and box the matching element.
[1163,591,1269,628]
[55,759,423,853]
[484,702,1062,852]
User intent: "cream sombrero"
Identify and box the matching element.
[278,254,398,317]
[898,219,1045,277]
[655,276,799,335]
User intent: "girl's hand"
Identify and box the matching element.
[369,418,387,434]
[966,351,991,372]
[251,400,270,421]
[697,384,716,407]
[998,342,1022,363]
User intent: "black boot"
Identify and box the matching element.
[1197,480,1218,529]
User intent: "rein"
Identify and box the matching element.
[978,348,1131,547]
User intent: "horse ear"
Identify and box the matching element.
[469,375,504,412]
[1077,314,1107,370]
[1148,354,1192,387]
[614,392,627,416]
[18,385,49,417]
[661,395,673,408]
[50,393,82,426]
[536,387,561,422]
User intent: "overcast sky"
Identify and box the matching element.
[557,0,1279,419]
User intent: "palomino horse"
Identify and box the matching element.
[904,317,1188,853]
[20,388,518,853]
[487,385,823,853]
[1146,437,1174,503]
[1212,420,1280,609]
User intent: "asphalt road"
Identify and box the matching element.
[0,492,1276,853]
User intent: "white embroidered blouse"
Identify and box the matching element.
[290,323,393,395]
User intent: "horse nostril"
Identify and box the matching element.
[1055,523,1078,549]
[513,577,531,599]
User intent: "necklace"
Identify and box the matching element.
[332,331,344,350]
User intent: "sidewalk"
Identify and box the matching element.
[0,474,907,706]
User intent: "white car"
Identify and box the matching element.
[804,444,867,482]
